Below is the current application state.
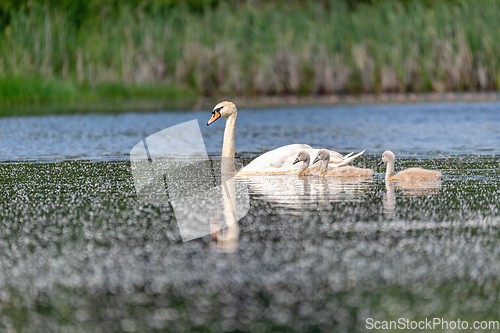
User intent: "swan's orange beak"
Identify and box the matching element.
[207,110,221,126]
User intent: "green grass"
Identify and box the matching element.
[0,77,193,102]
[0,77,79,103]
[0,76,196,115]
[1,0,500,109]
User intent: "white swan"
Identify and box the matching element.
[207,101,365,175]
[313,149,374,178]
[379,151,442,182]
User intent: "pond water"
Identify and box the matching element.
[1,102,500,331]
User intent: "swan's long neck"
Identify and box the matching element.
[319,155,329,177]
[211,102,238,252]
[301,156,310,172]
[221,113,236,175]
[222,113,236,158]
[298,156,310,175]
[385,159,395,180]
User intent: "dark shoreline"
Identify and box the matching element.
[1,92,499,117]
[196,92,500,110]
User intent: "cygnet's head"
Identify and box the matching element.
[293,150,310,165]
[379,151,395,165]
[313,149,330,164]
[207,101,237,126]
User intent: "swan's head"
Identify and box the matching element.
[313,149,330,164]
[379,150,395,165]
[293,150,310,165]
[207,101,237,126]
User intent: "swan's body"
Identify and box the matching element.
[313,149,374,178]
[380,151,442,182]
[207,101,365,175]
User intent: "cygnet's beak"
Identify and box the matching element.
[293,158,300,165]
[207,110,221,126]
[313,156,320,164]
[378,160,385,166]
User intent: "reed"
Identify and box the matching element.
[1,0,500,103]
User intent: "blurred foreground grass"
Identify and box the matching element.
[1,0,500,111]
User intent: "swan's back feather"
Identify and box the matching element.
[325,165,374,177]
[391,167,442,181]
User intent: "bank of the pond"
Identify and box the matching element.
[1,91,499,117]
[193,91,500,111]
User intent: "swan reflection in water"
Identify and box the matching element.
[383,180,443,218]
[207,158,248,253]
[211,169,442,251]
[237,174,373,211]
[210,170,374,251]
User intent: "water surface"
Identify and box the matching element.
[1,101,499,161]
[1,102,500,332]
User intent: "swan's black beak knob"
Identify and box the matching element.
[207,110,221,126]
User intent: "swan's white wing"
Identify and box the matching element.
[328,150,345,162]
[304,148,349,164]
[329,150,365,168]
[239,144,312,174]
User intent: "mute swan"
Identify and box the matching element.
[207,101,365,175]
[313,149,374,178]
[379,151,442,182]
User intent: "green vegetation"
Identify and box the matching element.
[0,0,499,107]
